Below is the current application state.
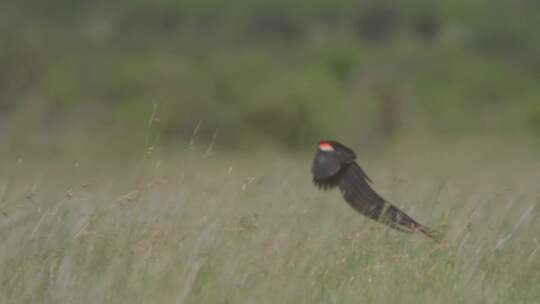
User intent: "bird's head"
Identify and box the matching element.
[312,140,357,180]
[317,141,356,160]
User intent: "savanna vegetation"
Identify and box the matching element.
[1,1,540,303]
[1,138,539,303]
[2,0,540,154]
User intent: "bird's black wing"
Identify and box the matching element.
[312,152,341,180]
[338,162,440,240]
[312,145,360,190]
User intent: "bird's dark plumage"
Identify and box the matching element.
[312,140,440,241]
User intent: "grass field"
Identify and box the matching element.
[1,137,539,303]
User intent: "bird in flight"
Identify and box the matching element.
[312,140,440,241]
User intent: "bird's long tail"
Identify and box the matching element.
[379,204,442,242]
[417,225,442,242]
[379,202,441,242]
[339,163,442,242]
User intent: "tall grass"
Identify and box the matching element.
[0,139,539,303]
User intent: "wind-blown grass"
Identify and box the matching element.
[0,141,539,303]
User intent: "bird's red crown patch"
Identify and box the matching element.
[318,141,334,151]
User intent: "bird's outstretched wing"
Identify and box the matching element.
[312,152,342,180]
[338,163,440,241]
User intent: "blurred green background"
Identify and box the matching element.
[2,0,540,156]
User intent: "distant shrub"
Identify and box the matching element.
[529,103,540,135]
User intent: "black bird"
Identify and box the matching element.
[312,140,439,241]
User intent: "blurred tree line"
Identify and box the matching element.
[1,0,540,151]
